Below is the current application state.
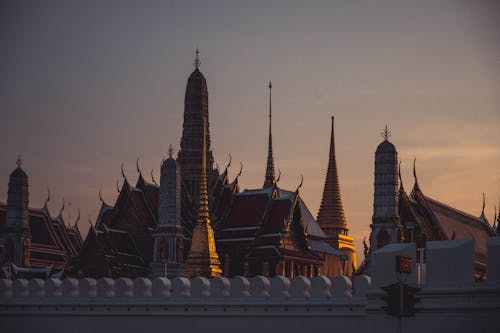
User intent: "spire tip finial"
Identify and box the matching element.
[16,155,22,168]
[194,48,201,68]
[381,125,391,141]
[168,144,174,158]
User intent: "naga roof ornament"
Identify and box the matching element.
[398,160,404,193]
[413,158,421,192]
[43,186,51,210]
[58,198,65,218]
[150,169,158,186]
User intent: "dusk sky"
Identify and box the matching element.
[1,1,499,259]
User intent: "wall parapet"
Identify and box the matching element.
[2,239,500,333]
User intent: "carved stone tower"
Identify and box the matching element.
[369,126,402,252]
[316,117,356,273]
[184,117,222,278]
[3,156,31,267]
[152,146,184,277]
[177,50,216,222]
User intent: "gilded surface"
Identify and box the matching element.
[184,117,222,278]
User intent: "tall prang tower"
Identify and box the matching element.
[316,117,356,274]
[2,156,31,268]
[177,50,216,226]
[369,126,402,252]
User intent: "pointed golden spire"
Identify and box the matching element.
[184,116,222,278]
[317,116,348,231]
[263,81,276,188]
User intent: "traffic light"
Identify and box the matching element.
[381,283,421,317]
[402,284,421,317]
[381,283,401,316]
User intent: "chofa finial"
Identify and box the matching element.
[136,158,141,175]
[398,160,404,190]
[237,162,243,178]
[276,169,282,183]
[151,169,158,186]
[74,208,80,228]
[58,198,66,217]
[43,186,51,208]
[194,48,201,68]
[295,174,304,193]
[99,189,105,203]
[482,192,486,215]
[381,125,391,141]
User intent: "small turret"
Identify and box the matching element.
[152,145,185,278]
[159,145,182,227]
[3,156,32,267]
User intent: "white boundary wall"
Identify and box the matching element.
[1,238,500,333]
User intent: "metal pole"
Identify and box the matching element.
[399,281,403,333]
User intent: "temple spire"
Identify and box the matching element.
[184,117,222,278]
[317,116,348,231]
[263,81,276,188]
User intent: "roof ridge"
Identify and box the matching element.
[424,195,482,222]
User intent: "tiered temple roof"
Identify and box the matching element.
[399,175,496,274]
[0,202,83,276]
